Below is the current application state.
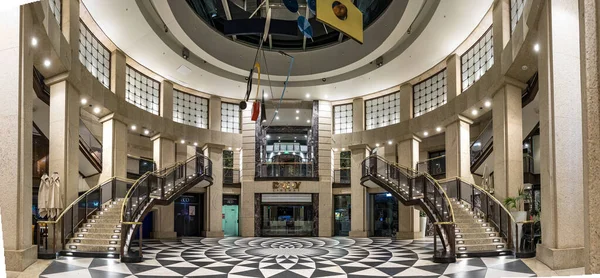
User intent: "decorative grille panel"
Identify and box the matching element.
[125,66,160,115]
[461,27,494,91]
[413,69,447,117]
[365,92,400,130]
[333,104,353,134]
[49,0,61,27]
[221,102,240,133]
[173,90,209,129]
[510,0,526,34]
[79,22,110,88]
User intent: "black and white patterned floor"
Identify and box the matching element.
[40,237,536,277]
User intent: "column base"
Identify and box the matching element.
[206,231,225,238]
[151,231,177,239]
[4,245,37,272]
[396,231,423,240]
[349,230,368,238]
[536,244,584,270]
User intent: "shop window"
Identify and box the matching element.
[79,21,110,88]
[173,90,209,129]
[365,92,400,130]
[221,102,240,133]
[125,66,160,115]
[461,27,494,91]
[413,69,447,117]
[333,104,353,134]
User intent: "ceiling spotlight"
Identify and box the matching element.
[43,59,51,67]
[182,47,190,60]
[266,135,271,139]
[264,93,269,98]
[306,120,310,123]
[424,131,429,136]
[305,93,310,98]
[304,135,307,138]
[436,127,442,132]
[324,95,329,99]
[274,110,278,114]
[278,137,281,139]
[31,37,38,46]
[484,100,491,108]
[375,143,380,147]
[333,148,338,152]
[296,110,300,114]
[180,139,185,144]
[524,143,529,148]
[276,116,280,120]
[278,140,281,142]
[228,147,232,150]
[93,107,101,114]
[294,137,297,139]
[193,142,198,146]
[144,129,150,135]
[296,116,299,120]
[130,125,137,131]
[342,148,345,151]
[387,140,392,145]
[471,109,479,116]
[81,98,88,105]
[533,43,540,52]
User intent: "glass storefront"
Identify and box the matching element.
[370,193,398,237]
[334,195,351,236]
[261,205,314,236]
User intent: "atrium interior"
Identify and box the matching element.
[1,0,600,277]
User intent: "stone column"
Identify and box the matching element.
[150,135,177,239]
[536,0,584,270]
[445,54,462,101]
[349,144,369,237]
[399,83,413,122]
[203,143,225,237]
[492,83,523,200]
[160,81,173,121]
[397,137,422,239]
[210,96,222,131]
[492,0,510,66]
[0,4,36,271]
[445,116,473,182]
[579,0,600,273]
[48,79,80,207]
[352,98,364,132]
[110,49,126,100]
[240,103,255,236]
[98,114,128,181]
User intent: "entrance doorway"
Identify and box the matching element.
[334,195,351,236]
[222,195,239,236]
[259,193,315,236]
[174,193,203,237]
[370,193,398,237]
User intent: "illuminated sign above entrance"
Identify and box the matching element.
[273,181,301,192]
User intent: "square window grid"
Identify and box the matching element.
[413,69,447,117]
[221,102,240,133]
[49,0,61,27]
[510,0,526,34]
[461,27,494,92]
[333,104,353,134]
[365,92,400,130]
[173,90,209,129]
[125,66,160,115]
[79,22,111,88]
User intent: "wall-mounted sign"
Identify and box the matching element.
[273,181,301,192]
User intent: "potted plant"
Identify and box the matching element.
[419,210,427,238]
[503,186,530,242]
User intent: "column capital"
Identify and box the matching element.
[348,144,371,151]
[44,72,71,86]
[150,133,175,142]
[445,114,474,126]
[99,112,126,124]
[401,135,422,143]
[202,143,226,151]
[491,76,528,98]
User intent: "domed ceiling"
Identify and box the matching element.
[81,0,492,100]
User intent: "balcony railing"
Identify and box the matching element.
[255,160,317,180]
[470,120,494,169]
[79,120,102,168]
[333,168,351,185]
[416,155,446,179]
[224,168,240,185]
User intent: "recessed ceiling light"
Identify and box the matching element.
[278,140,281,142]
[436,127,442,132]
[533,43,540,52]
[521,65,528,71]
[228,147,232,150]
[93,107,101,114]
[333,148,338,152]
[144,129,150,135]
[305,93,310,98]
[294,137,297,139]
[306,120,310,123]
[31,37,38,46]
[387,140,392,145]
[342,148,345,151]
[193,142,198,146]
[471,109,478,116]
[81,98,88,105]
[424,131,429,136]
[43,59,51,67]
[304,135,307,138]
[274,110,278,114]
[484,100,491,107]
[375,143,380,147]
[278,136,281,139]
[324,95,329,99]
[296,110,299,114]
[130,125,137,131]
[296,116,299,120]
[180,139,185,144]
[266,135,271,139]
[276,116,280,120]
[263,93,268,98]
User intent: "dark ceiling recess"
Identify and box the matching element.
[185,0,392,50]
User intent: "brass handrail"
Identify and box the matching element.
[38,176,128,224]
[369,155,455,223]
[418,155,446,163]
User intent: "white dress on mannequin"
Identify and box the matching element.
[37,173,51,218]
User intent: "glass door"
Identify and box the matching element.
[261,205,314,236]
[371,193,398,237]
[334,195,351,236]
[174,194,201,237]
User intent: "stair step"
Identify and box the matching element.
[455,237,504,245]
[73,232,121,240]
[455,223,492,229]
[87,218,121,224]
[78,227,121,234]
[455,218,486,224]
[455,231,499,239]
[455,227,495,234]
[456,242,508,252]
[66,243,120,253]
[69,238,121,246]
[82,222,122,229]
